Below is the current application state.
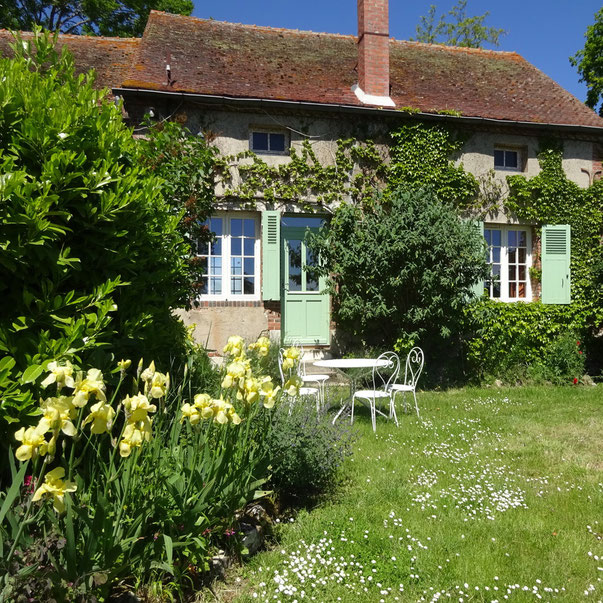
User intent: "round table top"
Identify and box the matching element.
[313,358,389,369]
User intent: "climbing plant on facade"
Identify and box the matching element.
[219,138,387,208]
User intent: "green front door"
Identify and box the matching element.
[282,221,330,345]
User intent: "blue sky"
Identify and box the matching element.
[191,1,600,104]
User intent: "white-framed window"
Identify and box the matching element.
[494,147,521,171]
[484,226,532,302]
[250,130,288,154]
[196,213,260,300]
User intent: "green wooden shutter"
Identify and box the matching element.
[262,210,281,301]
[468,220,486,298]
[541,224,571,304]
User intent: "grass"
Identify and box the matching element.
[216,386,602,602]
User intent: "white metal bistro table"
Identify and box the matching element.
[313,358,389,423]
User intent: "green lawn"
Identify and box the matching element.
[223,387,602,602]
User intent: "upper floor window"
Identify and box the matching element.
[484,226,532,302]
[494,148,521,171]
[250,130,288,154]
[196,214,260,300]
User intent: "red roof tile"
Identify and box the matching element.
[2,13,602,130]
[119,11,602,129]
[0,30,139,91]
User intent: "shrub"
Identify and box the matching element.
[0,31,196,439]
[309,185,490,377]
[465,300,586,383]
[527,334,586,385]
[0,334,285,600]
[267,401,355,496]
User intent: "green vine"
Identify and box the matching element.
[466,142,603,380]
[217,138,387,210]
[217,123,479,211]
[505,144,603,327]
[212,121,602,379]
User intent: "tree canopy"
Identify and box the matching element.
[570,7,603,116]
[412,0,506,49]
[308,186,489,352]
[0,0,192,36]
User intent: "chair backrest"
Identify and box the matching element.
[373,351,400,392]
[296,343,307,376]
[278,347,286,386]
[404,347,424,389]
[278,346,302,385]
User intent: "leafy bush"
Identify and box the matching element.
[0,32,198,439]
[267,402,355,496]
[309,185,490,374]
[0,334,286,600]
[465,299,586,383]
[136,119,218,296]
[527,334,586,385]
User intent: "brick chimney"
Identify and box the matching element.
[354,0,395,107]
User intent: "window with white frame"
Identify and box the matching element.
[484,226,532,301]
[196,214,260,300]
[494,147,521,171]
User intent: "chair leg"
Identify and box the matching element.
[413,390,420,418]
[401,391,408,414]
[370,397,377,433]
[350,394,356,425]
[390,394,399,427]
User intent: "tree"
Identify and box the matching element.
[0,30,194,435]
[0,0,192,36]
[570,7,603,116]
[412,0,506,49]
[308,186,490,353]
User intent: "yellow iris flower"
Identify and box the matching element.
[38,396,77,436]
[122,393,157,422]
[119,420,152,457]
[140,360,156,384]
[260,377,280,409]
[248,336,271,357]
[284,375,303,397]
[32,467,77,514]
[148,370,170,399]
[82,400,116,434]
[40,360,75,391]
[72,368,106,407]
[180,402,201,425]
[117,359,132,373]
[212,398,241,425]
[14,425,49,461]
[242,377,260,404]
[223,335,245,359]
[221,361,247,389]
[281,347,301,371]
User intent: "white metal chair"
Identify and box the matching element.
[278,347,320,412]
[390,347,424,418]
[297,344,329,411]
[351,351,400,432]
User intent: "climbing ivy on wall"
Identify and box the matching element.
[466,143,603,381]
[388,123,478,205]
[218,138,387,207]
[217,121,603,381]
[219,122,477,208]
[505,145,603,321]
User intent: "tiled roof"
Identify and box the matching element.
[0,30,139,90]
[2,13,602,130]
[119,11,602,129]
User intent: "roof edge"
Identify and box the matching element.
[115,87,603,137]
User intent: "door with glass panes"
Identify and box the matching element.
[281,218,329,345]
